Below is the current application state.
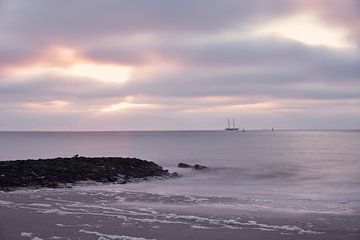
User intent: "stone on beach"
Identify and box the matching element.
[177,162,193,168]
[194,164,208,170]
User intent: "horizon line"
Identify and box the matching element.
[0,128,359,133]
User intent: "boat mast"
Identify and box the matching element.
[232,117,235,128]
[227,118,230,129]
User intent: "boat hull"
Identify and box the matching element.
[225,128,239,131]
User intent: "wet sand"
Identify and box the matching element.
[0,187,359,240]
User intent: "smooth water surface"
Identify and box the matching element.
[1,130,359,212]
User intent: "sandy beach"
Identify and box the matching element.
[1,184,359,240]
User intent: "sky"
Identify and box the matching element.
[0,0,359,130]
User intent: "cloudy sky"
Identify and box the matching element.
[0,0,359,130]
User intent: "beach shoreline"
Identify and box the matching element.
[1,186,359,240]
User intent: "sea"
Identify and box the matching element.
[1,130,360,214]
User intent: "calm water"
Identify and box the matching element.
[1,130,360,212]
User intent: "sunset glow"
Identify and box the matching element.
[8,61,133,83]
[101,102,157,113]
[66,63,133,83]
[255,13,354,48]
[6,47,133,83]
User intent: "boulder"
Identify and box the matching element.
[177,162,208,170]
[194,164,208,170]
[177,162,193,168]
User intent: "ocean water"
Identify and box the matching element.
[1,130,360,214]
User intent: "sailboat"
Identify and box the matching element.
[225,118,239,131]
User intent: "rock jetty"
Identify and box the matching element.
[0,156,175,191]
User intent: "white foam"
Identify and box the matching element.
[221,224,241,229]
[79,230,156,240]
[162,213,323,235]
[223,219,240,225]
[130,218,186,224]
[56,223,92,227]
[137,208,158,214]
[20,232,33,237]
[28,203,52,207]
[166,214,216,223]
[254,227,276,231]
[191,225,213,229]
[244,220,324,235]
[40,209,69,215]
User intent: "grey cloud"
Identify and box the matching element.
[0,75,129,103]
[175,40,360,84]
[0,0,295,66]
[84,43,149,65]
[0,0,294,38]
[125,69,360,100]
[0,45,39,67]
[1,40,359,107]
[0,0,359,130]
[83,36,360,83]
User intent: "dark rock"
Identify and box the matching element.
[170,172,181,178]
[194,164,208,170]
[177,162,208,171]
[0,157,174,191]
[177,162,193,168]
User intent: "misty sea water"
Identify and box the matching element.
[1,130,359,214]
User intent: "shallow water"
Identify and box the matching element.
[1,130,359,213]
